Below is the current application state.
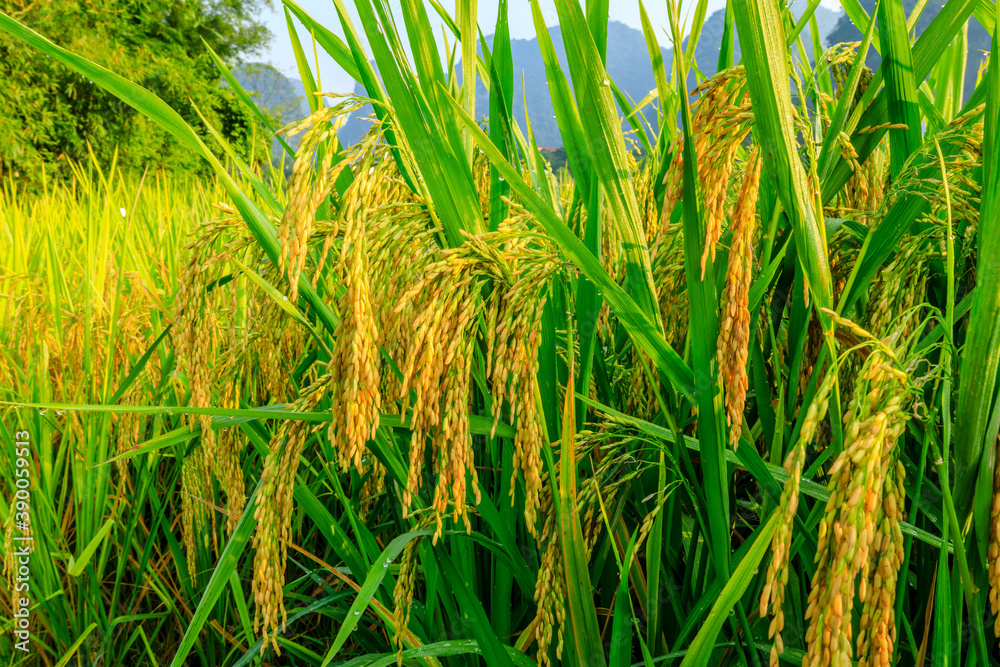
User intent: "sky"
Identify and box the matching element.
[254,0,839,96]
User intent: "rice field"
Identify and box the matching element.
[1,0,1000,665]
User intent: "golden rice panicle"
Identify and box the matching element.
[857,462,905,667]
[396,280,447,516]
[175,254,217,429]
[395,237,513,541]
[630,227,688,418]
[575,446,636,556]
[278,105,333,290]
[2,515,14,593]
[803,351,909,667]
[472,146,492,217]
[180,449,212,578]
[249,295,309,404]
[327,170,381,472]
[827,226,861,308]
[312,233,336,289]
[660,66,752,276]
[874,112,983,232]
[762,368,836,667]
[487,236,560,537]
[363,162,442,402]
[718,148,762,450]
[989,434,1000,637]
[216,381,247,534]
[651,225,689,350]
[175,246,251,540]
[532,509,566,667]
[837,139,888,215]
[431,309,480,539]
[278,103,356,302]
[623,348,658,420]
[633,159,663,245]
[113,382,146,479]
[598,204,624,283]
[392,535,422,666]
[174,252,217,550]
[865,232,935,347]
[252,376,329,654]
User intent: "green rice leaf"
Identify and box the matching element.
[668,0,730,582]
[557,334,607,667]
[319,531,434,666]
[679,514,778,667]
[444,88,697,401]
[67,519,116,577]
[551,0,663,328]
[281,0,361,82]
[733,0,834,311]
[169,484,259,666]
[203,41,295,157]
[876,0,923,178]
[284,7,320,114]
[955,11,1000,519]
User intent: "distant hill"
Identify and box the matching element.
[241,5,843,151]
[336,21,670,148]
[340,3,841,148]
[462,21,674,149]
[230,62,310,163]
[231,4,988,163]
[826,0,989,105]
[687,0,841,78]
[232,62,311,125]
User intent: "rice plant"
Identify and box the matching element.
[1,0,1000,665]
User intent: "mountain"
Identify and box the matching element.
[340,3,842,148]
[233,2,987,161]
[336,21,670,148]
[232,62,311,125]
[826,0,989,105]
[467,21,674,148]
[229,62,311,162]
[688,1,842,78]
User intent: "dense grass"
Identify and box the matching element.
[0,161,239,663]
[2,0,1000,666]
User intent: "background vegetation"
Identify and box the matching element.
[0,0,272,181]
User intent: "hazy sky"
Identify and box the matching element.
[256,0,841,95]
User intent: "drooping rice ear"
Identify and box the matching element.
[327,172,381,473]
[251,375,330,656]
[761,368,836,667]
[717,147,762,450]
[278,104,356,302]
[391,534,422,666]
[659,66,752,278]
[803,349,910,667]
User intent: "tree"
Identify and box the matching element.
[0,0,273,180]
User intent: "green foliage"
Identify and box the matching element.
[0,0,272,181]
